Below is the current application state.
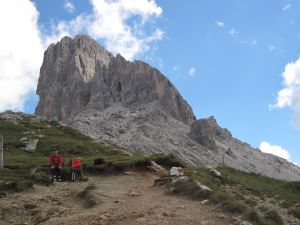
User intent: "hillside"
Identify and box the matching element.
[34,35,300,181]
[1,112,300,225]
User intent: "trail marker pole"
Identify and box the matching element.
[0,134,3,169]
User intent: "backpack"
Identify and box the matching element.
[71,159,81,168]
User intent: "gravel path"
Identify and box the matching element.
[0,172,234,225]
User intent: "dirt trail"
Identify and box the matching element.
[0,172,235,225]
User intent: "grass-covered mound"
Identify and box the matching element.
[188,166,300,224]
[0,114,184,193]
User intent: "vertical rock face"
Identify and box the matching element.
[36,35,300,181]
[36,35,195,125]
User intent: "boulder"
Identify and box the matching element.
[24,139,38,153]
[147,161,168,175]
[170,167,184,176]
[210,169,222,178]
[170,176,212,199]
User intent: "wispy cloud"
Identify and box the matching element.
[283,3,291,11]
[64,0,75,13]
[240,39,256,45]
[259,141,291,160]
[188,67,197,77]
[229,28,239,36]
[215,21,225,28]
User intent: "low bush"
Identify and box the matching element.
[222,199,248,214]
[264,210,284,225]
[247,210,270,225]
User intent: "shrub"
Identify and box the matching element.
[247,210,270,225]
[94,158,106,165]
[264,210,284,225]
[222,200,248,214]
[258,206,269,213]
[150,153,185,168]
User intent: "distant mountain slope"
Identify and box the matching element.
[35,35,300,181]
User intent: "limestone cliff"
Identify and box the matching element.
[36,35,300,181]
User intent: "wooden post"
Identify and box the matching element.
[0,134,3,169]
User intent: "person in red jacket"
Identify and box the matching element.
[70,156,81,181]
[49,146,64,181]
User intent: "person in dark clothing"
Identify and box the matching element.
[49,147,64,181]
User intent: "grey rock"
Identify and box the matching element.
[0,111,22,121]
[210,169,222,178]
[170,176,212,199]
[35,35,300,181]
[36,35,195,125]
[24,139,38,153]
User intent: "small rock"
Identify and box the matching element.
[12,204,19,208]
[20,137,28,142]
[201,199,209,205]
[162,212,169,217]
[147,161,168,174]
[31,209,41,216]
[238,222,252,225]
[217,213,226,219]
[124,171,132,175]
[32,214,49,224]
[99,214,109,220]
[210,169,222,178]
[170,167,184,176]
[129,190,141,197]
[136,217,146,222]
[24,139,39,153]
[36,134,45,138]
[24,203,37,209]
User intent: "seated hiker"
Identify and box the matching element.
[70,156,81,181]
[48,146,64,181]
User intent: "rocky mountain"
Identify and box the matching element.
[36,35,300,181]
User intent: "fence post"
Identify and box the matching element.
[0,134,3,169]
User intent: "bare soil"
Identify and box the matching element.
[0,172,237,225]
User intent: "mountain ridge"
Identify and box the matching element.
[35,35,300,181]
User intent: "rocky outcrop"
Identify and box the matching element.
[35,35,300,181]
[36,35,195,125]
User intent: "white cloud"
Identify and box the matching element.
[283,3,291,11]
[229,28,238,36]
[259,141,291,160]
[188,67,196,76]
[50,0,164,60]
[0,0,164,112]
[215,21,225,28]
[272,57,300,128]
[0,0,44,111]
[64,0,75,13]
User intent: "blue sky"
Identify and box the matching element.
[1,0,300,164]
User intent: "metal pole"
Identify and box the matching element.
[0,135,3,169]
